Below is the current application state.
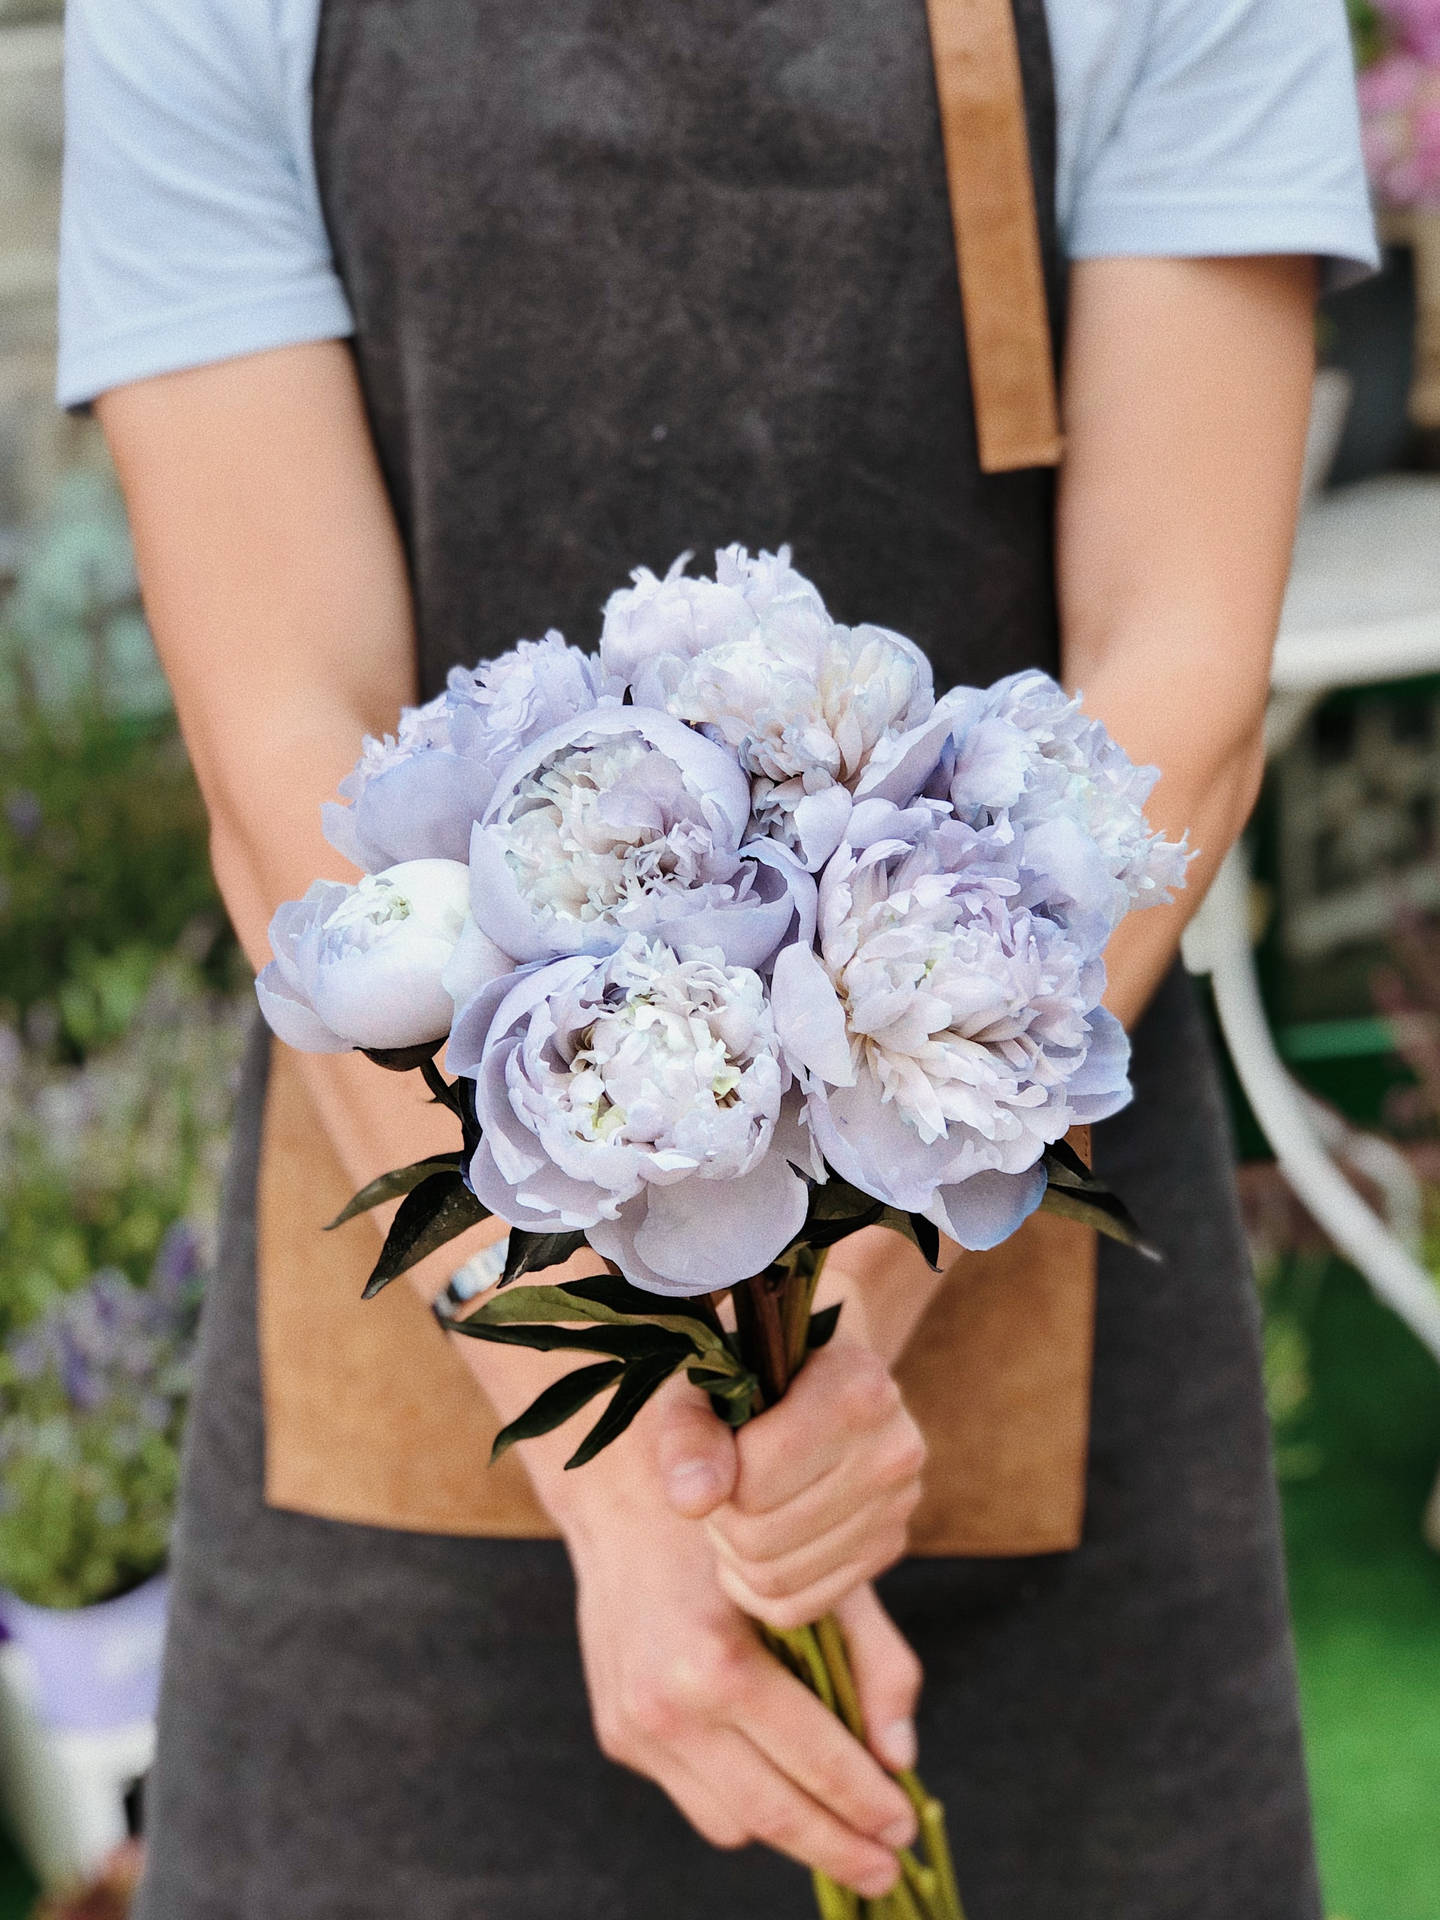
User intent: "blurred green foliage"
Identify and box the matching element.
[1347,0,1386,68]
[1280,1260,1440,1920]
[0,465,247,1404]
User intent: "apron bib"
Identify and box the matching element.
[258,0,1094,1555]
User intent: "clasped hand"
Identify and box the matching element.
[562,1338,927,1898]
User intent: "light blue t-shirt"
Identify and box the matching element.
[57,0,1379,409]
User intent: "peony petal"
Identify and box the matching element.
[791,785,853,871]
[308,934,459,1049]
[771,945,854,1087]
[323,754,495,873]
[807,1069,940,1213]
[925,1163,1046,1251]
[604,1152,809,1293]
[442,914,516,1014]
[466,1138,603,1233]
[255,965,350,1053]
[1063,1006,1133,1122]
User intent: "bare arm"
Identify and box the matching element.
[1058,254,1316,1026]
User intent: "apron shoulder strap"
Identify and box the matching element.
[925,0,1063,473]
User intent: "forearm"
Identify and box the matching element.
[1057,254,1316,1030]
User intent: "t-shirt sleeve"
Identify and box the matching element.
[57,0,353,409]
[1068,0,1379,290]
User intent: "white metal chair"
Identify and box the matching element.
[1182,473,1440,1544]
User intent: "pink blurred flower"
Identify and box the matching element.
[1360,51,1440,206]
[1377,0,1440,63]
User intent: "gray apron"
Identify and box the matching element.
[134,3,1322,1914]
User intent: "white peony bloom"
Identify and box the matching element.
[256,859,471,1053]
[669,610,935,868]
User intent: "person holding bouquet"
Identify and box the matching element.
[58,1,1376,1915]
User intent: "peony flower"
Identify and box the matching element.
[323,633,604,871]
[771,806,1130,1249]
[912,671,1190,956]
[468,706,814,969]
[448,935,813,1294]
[598,544,828,708]
[256,859,471,1052]
[668,609,937,870]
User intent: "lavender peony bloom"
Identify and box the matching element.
[448,936,812,1294]
[323,633,604,871]
[256,859,471,1052]
[598,544,827,708]
[668,610,936,870]
[771,806,1131,1250]
[929,671,1190,953]
[469,706,814,970]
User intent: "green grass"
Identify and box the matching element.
[1282,1260,1440,1920]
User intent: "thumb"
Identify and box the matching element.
[832,1584,924,1775]
[655,1385,738,1519]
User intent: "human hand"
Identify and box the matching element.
[565,1472,921,1898]
[656,1337,927,1631]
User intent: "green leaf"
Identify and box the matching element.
[489,1361,626,1463]
[442,1318,696,1362]
[1039,1145,1161,1259]
[566,1350,686,1468]
[361,1039,444,1073]
[471,1281,732,1361]
[873,1207,945,1271]
[362,1173,488,1298]
[328,1153,467,1230]
[806,1302,843,1350]
[908,1212,941,1270]
[501,1228,590,1285]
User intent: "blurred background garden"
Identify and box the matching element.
[0,2,1437,1916]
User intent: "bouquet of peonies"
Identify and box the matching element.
[258,548,1186,1920]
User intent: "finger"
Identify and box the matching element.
[733,1342,901,1513]
[714,1526,912,1635]
[709,1417,924,1568]
[833,1584,924,1773]
[693,1725,905,1899]
[708,1488,917,1608]
[633,1746,749,1851]
[723,1643,918,1853]
[656,1383,739,1519]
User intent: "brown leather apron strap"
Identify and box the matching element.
[925,0,1064,473]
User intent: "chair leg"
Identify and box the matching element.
[1196,846,1440,1369]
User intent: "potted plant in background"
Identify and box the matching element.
[0,1229,203,1891]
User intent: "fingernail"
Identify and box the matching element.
[666,1459,720,1509]
[858,1863,900,1899]
[881,1815,917,1851]
[880,1718,918,1772]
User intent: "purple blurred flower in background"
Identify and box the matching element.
[449,935,814,1293]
